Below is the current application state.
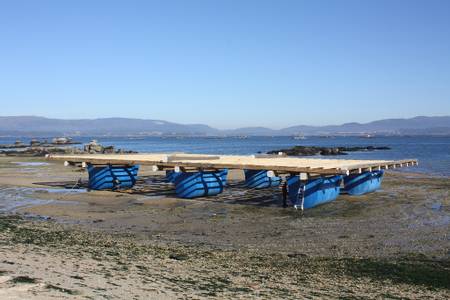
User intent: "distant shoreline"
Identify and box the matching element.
[1,134,450,138]
[1,115,449,136]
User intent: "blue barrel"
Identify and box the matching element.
[166,170,182,183]
[287,175,343,209]
[173,169,228,199]
[87,164,139,190]
[244,169,281,189]
[167,169,228,184]
[343,170,384,195]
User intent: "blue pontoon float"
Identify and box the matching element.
[287,175,343,209]
[87,164,139,190]
[166,170,181,183]
[171,169,228,198]
[244,169,281,189]
[343,170,384,195]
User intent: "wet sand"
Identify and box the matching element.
[0,156,449,299]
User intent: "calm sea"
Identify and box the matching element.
[1,136,450,177]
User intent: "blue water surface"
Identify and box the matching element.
[1,136,449,176]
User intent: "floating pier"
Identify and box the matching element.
[48,153,418,209]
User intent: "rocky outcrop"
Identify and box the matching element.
[267,146,391,156]
[0,138,81,149]
[1,140,137,157]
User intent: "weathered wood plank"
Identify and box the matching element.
[47,153,418,175]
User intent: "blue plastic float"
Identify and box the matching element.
[166,170,181,183]
[87,164,139,190]
[343,170,384,195]
[244,169,281,189]
[172,169,228,199]
[287,175,343,209]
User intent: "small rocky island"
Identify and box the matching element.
[267,145,391,156]
[0,139,137,157]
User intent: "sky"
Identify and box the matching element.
[0,0,449,129]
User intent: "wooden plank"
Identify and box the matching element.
[251,153,287,158]
[46,153,418,176]
[163,154,221,162]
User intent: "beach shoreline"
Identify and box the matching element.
[0,155,449,298]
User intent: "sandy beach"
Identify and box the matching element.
[0,155,449,299]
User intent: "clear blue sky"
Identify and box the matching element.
[1,0,449,129]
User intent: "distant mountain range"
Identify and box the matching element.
[0,115,449,137]
[223,116,450,136]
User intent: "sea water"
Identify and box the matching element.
[1,136,449,176]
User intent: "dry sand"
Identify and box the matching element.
[0,156,449,299]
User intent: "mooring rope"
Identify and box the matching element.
[57,177,83,200]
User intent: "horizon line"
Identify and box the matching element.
[1,114,449,131]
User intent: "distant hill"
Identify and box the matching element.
[0,116,219,136]
[0,115,449,136]
[224,116,450,136]
[278,116,450,136]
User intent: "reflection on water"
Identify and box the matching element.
[33,187,87,194]
[431,202,442,211]
[0,187,54,212]
[406,201,450,228]
[12,162,50,167]
[0,186,83,213]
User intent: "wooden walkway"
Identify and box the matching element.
[47,153,418,176]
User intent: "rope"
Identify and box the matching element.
[230,184,263,196]
[57,177,83,200]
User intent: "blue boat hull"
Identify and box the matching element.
[343,170,384,195]
[173,169,228,198]
[287,175,343,209]
[244,169,281,189]
[87,164,139,190]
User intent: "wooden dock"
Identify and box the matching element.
[47,153,418,176]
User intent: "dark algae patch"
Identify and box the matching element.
[11,275,38,284]
[168,252,189,261]
[0,215,21,231]
[46,284,81,295]
[329,257,450,290]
